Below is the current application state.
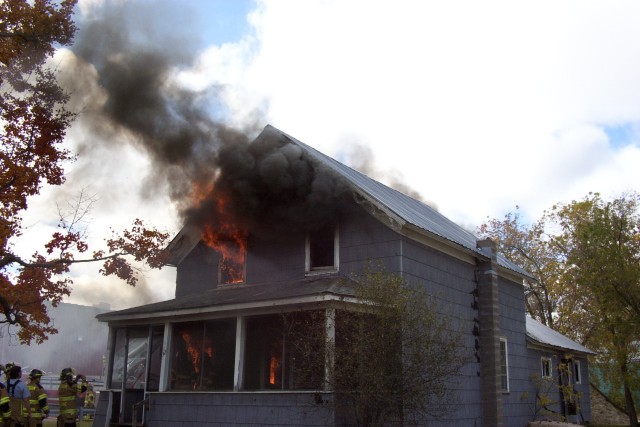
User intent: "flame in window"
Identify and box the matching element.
[181,331,201,375]
[270,355,280,385]
[192,182,248,284]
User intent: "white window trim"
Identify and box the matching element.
[500,337,509,393]
[541,356,553,378]
[305,225,339,275]
[573,359,582,384]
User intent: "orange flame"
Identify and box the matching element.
[181,331,201,375]
[270,355,279,385]
[192,182,248,284]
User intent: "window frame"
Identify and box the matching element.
[573,359,582,384]
[541,356,553,378]
[217,242,247,285]
[305,224,339,275]
[499,337,509,393]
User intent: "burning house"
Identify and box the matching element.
[93,125,594,426]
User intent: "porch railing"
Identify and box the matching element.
[131,397,150,427]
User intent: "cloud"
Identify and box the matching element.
[37,0,640,309]
[229,0,640,224]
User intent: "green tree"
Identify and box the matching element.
[547,192,640,427]
[0,0,170,344]
[483,192,640,427]
[289,266,469,426]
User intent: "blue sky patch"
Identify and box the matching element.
[603,123,638,149]
[186,0,256,47]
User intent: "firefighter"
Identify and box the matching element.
[27,370,49,427]
[57,368,87,427]
[0,365,11,427]
[6,365,31,427]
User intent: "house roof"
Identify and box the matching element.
[97,276,355,323]
[526,316,596,355]
[270,125,529,277]
[168,125,530,277]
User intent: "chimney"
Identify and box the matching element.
[476,238,504,427]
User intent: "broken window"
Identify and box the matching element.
[243,312,325,391]
[307,223,338,273]
[201,224,247,285]
[218,238,246,284]
[170,318,236,391]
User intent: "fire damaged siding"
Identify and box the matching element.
[246,234,306,284]
[175,242,218,298]
[144,392,338,426]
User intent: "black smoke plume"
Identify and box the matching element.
[65,1,347,238]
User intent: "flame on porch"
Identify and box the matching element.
[180,330,216,390]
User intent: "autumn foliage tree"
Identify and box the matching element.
[548,192,640,427]
[1,0,170,344]
[481,192,640,426]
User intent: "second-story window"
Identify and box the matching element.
[202,224,248,285]
[218,238,246,284]
[306,223,338,273]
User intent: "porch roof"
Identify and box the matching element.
[526,316,596,355]
[96,276,355,323]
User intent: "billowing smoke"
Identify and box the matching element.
[63,1,347,240]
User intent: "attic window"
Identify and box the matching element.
[306,224,338,273]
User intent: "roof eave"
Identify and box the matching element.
[97,293,360,325]
[527,337,597,356]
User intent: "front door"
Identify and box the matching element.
[109,325,164,424]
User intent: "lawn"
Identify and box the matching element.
[43,418,93,426]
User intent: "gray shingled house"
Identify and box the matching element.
[93,125,594,426]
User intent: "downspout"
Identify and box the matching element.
[476,238,504,427]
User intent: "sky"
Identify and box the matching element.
[17,0,640,310]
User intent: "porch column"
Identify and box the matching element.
[477,238,504,427]
[104,327,116,388]
[234,315,246,391]
[158,322,172,392]
[324,308,336,391]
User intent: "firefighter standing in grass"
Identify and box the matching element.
[57,369,87,427]
[27,370,49,427]
[0,365,11,427]
[7,365,31,427]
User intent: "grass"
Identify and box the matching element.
[43,418,93,426]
